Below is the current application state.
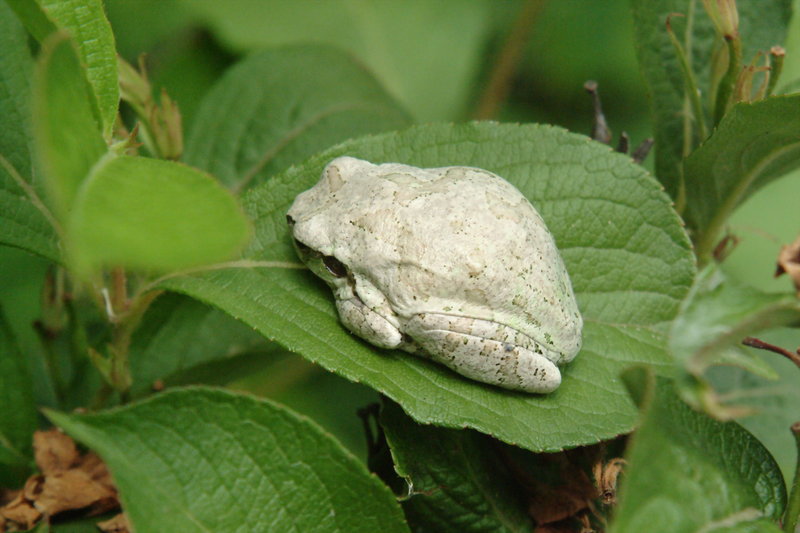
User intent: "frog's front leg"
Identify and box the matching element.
[336,298,403,349]
[404,314,562,393]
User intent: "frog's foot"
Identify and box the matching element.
[404,314,562,394]
[336,298,402,349]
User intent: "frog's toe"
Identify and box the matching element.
[515,350,561,393]
[336,298,402,349]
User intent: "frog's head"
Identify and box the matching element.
[286,212,349,286]
[286,157,379,289]
[296,157,372,208]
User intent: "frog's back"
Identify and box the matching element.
[339,163,581,360]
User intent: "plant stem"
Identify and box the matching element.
[666,14,707,145]
[767,46,786,97]
[742,337,800,368]
[713,34,742,126]
[110,267,128,315]
[473,0,545,119]
[134,259,305,298]
[783,422,800,533]
[89,382,114,411]
[35,267,68,405]
[107,289,161,397]
[37,326,66,405]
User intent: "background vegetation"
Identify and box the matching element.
[1,1,800,532]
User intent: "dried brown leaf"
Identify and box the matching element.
[0,490,41,530]
[35,470,116,516]
[21,475,45,502]
[34,428,79,474]
[535,525,573,533]
[97,512,130,533]
[522,453,597,525]
[0,490,17,507]
[1,430,119,532]
[592,458,626,505]
[776,235,800,294]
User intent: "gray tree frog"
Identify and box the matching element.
[286,156,582,393]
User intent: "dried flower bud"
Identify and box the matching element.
[117,55,151,112]
[702,0,739,38]
[148,89,183,160]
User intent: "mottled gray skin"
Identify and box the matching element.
[287,156,582,393]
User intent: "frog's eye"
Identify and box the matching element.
[322,255,347,278]
[286,214,296,226]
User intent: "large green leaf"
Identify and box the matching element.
[8,0,119,138]
[182,0,493,121]
[46,387,410,533]
[162,122,695,452]
[379,399,533,533]
[67,155,251,275]
[185,45,411,192]
[0,305,37,485]
[0,2,58,260]
[33,32,106,222]
[128,293,269,397]
[610,373,786,533]
[629,0,792,198]
[684,96,800,262]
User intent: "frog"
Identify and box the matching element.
[286,156,582,393]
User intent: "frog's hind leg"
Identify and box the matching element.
[404,314,561,394]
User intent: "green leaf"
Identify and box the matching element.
[33,32,106,221]
[67,155,251,275]
[105,0,194,60]
[0,2,58,260]
[610,374,786,533]
[630,0,793,198]
[703,521,783,533]
[185,45,411,192]
[129,293,269,396]
[183,0,492,121]
[162,122,695,452]
[50,515,111,533]
[8,0,119,138]
[711,346,779,381]
[46,387,410,533]
[26,521,50,533]
[708,327,800,482]
[684,96,800,262]
[0,304,37,484]
[669,266,800,417]
[3,0,56,42]
[380,399,533,533]
[671,266,800,372]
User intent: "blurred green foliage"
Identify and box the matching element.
[2,0,799,467]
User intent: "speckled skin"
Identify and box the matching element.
[287,156,582,393]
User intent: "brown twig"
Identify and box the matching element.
[584,81,612,144]
[741,336,800,368]
[631,138,655,164]
[473,0,546,119]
